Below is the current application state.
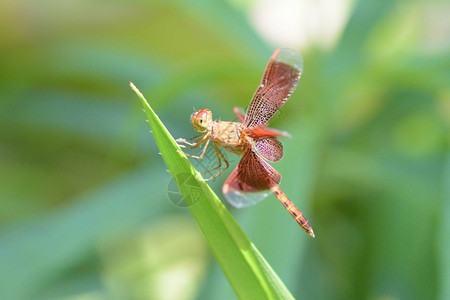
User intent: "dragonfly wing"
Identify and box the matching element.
[222,167,271,208]
[254,137,283,162]
[222,149,281,208]
[233,107,246,122]
[244,48,303,129]
[226,190,271,209]
[245,125,291,139]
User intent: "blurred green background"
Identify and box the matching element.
[0,0,448,299]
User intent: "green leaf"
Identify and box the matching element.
[130,82,294,300]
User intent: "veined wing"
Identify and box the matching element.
[254,137,283,162]
[244,48,303,129]
[222,149,281,208]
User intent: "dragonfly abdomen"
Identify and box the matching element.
[270,185,315,238]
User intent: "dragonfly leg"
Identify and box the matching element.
[187,133,207,141]
[201,143,223,175]
[233,107,245,122]
[203,144,230,181]
[176,133,208,149]
[183,139,210,159]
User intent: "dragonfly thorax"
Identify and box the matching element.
[191,108,212,132]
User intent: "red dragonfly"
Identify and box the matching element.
[177,48,314,237]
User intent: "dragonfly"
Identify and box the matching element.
[177,48,314,237]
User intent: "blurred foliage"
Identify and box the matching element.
[0,0,448,300]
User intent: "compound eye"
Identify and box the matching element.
[197,109,210,119]
[191,109,212,132]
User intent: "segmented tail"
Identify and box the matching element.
[270,185,315,238]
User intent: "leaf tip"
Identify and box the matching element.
[130,82,144,99]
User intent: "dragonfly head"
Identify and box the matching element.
[191,108,212,132]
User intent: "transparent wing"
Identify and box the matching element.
[244,48,303,129]
[222,149,281,208]
[223,174,270,208]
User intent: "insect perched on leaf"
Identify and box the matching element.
[177,48,314,237]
